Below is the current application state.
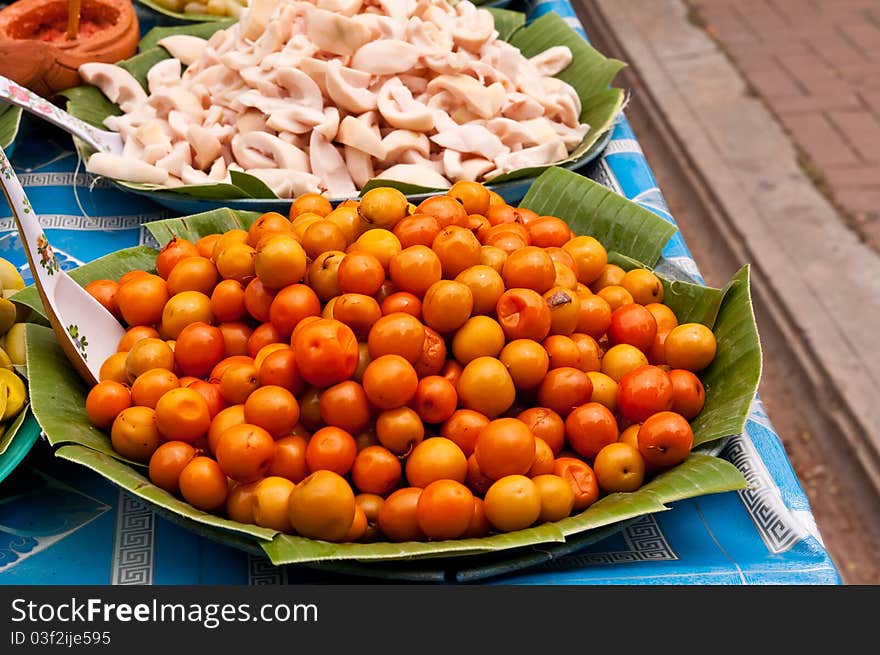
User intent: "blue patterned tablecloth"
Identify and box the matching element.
[0,1,841,585]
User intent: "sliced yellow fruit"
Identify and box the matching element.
[0,368,26,421]
[0,379,7,421]
[0,258,24,291]
[4,323,25,367]
[0,298,16,334]
[0,347,12,370]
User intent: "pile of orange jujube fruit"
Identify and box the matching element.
[83,180,717,544]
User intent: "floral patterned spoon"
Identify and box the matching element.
[0,74,123,155]
[0,144,124,386]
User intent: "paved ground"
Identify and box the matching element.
[577,0,880,584]
[688,0,880,252]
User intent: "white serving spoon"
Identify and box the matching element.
[0,144,125,387]
[0,74,123,155]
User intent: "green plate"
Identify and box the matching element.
[0,409,41,486]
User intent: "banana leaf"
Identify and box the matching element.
[138,19,238,52]
[607,253,760,449]
[54,442,278,541]
[17,167,755,569]
[11,246,160,319]
[135,0,231,24]
[520,167,678,267]
[263,453,745,564]
[61,8,624,206]
[0,104,23,151]
[0,402,31,458]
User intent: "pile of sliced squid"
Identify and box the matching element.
[81,0,590,199]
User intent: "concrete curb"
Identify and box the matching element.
[577,0,880,492]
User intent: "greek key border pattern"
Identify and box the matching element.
[0,214,164,232]
[18,173,112,188]
[248,554,286,585]
[539,514,677,570]
[587,158,624,195]
[111,492,155,585]
[722,433,803,554]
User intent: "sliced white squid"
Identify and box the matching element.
[376,164,451,189]
[451,1,495,53]
[398,151,446,176]
[240,66,283,97]
[540,77,582,128]
[232,131,311,170]
[309,130,357,197]
[343,145,376,189]
[275,67,324,109]
[529,46,573,77]
[337,115,388,160]
[398,73,428,95]
[155,141,193,179]
[406,16,453,53]
[167,110,191,141]
[266,105,325,134]
[148,87,205,121]
[180,164,216,186]
[146,59,182,95]
[519,118,561,145]
[134,120,172,152]
[121,137,145,161]
[488,140,568,178]
[315,107,341,141]
[277,132,310,151]
[246,169,324,198]
[325,59,377,114]
[381,129,430,162]
[421,51,469,76]
[242,0,283,41]
[261,35,318,70]
[87,152,169,185]
[156,35,208,66]
[186,63,239,93]
[297,57,330,95]
[426,75,505,120]
[251,19,289,59]
[316,0,363,17]
[484,117,539,149]
[482,41,523,83]
[443,150,494,182]
[551,121,591,149]
[187,124,224,171]
[351,40,421,75]
[307,8,372,56]
[502,92,546,121]
[378,0,412,23]
[78,63,147,114]
[458,157,496,182]
[377,79,434,132]
[431,123,507,160]
[353,13,405,40]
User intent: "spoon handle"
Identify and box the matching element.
[0,74,120,153]
[0,145,58,297]
[0,144,120,387]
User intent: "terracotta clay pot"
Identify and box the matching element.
[0,0,139,96]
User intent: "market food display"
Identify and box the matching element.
[77,181,724,544]
[78,0,596,198]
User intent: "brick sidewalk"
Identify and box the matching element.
[687,0,880,251]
